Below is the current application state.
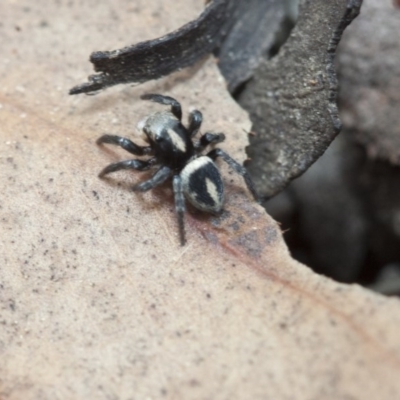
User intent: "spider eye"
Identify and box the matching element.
[155,135,164,143]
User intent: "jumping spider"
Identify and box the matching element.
[97,94,259,245]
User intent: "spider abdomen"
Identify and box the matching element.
[181,156,224,214]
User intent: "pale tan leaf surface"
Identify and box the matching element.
[1,1,400,399]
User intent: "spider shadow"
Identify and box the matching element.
[100,173,176,213]
[99,171,234,222]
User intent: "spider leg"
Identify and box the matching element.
[188,109,203,137]
[207,148,260,203]
[141,94,182,121]
[97,134,152,156]
[173,175,186,246]
[196,132,226,152]
[98,158,157,178]
[133,165,171,192]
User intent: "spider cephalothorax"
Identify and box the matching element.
[97,94,259,245]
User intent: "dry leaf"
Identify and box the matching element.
[1,1,400,399]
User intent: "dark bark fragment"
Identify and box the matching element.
[240,0,363,198]
[69,0,237,95]
[216,0,285,93]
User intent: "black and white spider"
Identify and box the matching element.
[96,94,259,245]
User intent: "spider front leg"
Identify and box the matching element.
[195,132,226,153]
[188,109,202,137]
[207,148,260,203]
[173,175,186,246]
[98,158,157,178]
[97,134,152,156]
[141,94,182,120]
[132,165,171,192]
